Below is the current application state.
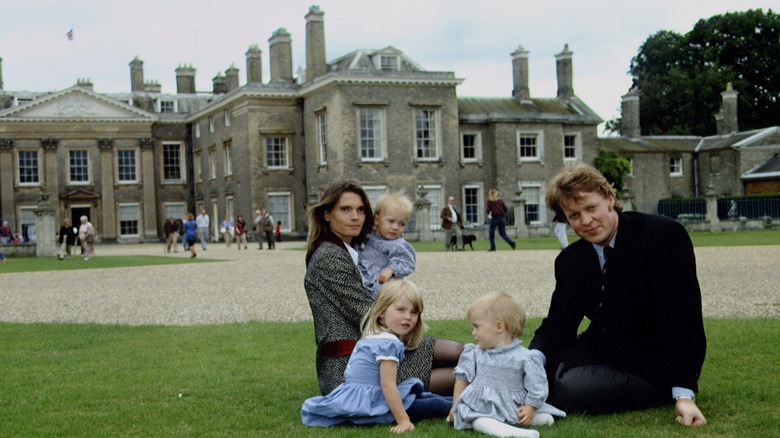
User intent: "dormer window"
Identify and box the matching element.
[380,55,399,71]
[160,100,175,113]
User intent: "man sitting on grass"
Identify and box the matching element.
[530,163,707,426]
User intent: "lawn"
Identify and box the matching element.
[0,254,215,274]
[1,318,778,438]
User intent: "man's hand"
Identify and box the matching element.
[675,398,707,426]
[516,405,536,426]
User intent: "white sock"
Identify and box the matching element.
[531,413,554,426]
[472,417,540,438]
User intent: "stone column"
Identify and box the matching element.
[0,139,14,219]
[140,138,158,241]
[705,183,721,232]
[414,189,433,242]
[99,139,116,241]
[620,184,634,212]
[512,189,529,238]
[34,188,57,257]
[41,138,60,209]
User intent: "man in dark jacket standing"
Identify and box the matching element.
[529,162,706,426]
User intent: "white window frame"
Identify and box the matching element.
[224,108,232,127]
[224,142,232,176]
[208,115,215,133]
[563,132,581,162]
[265,136,290,169]
[18,205,38,242]
[358,107,385,162]
[68,149,91,185]
[268,191,292,232]
[518,181,544,225]
[225,195,234,221]
[362,185,388,211]
[670,157,683,177]
[116,149,138,184]
[517,130,544,163]
[415,108,440,161]
[378,55,400,71]
[208,148,217,180]
[194,151,202,182]
[164,202,186,221]
[162,142,185,183]
[159,100,176,113]
[420,184,443,231]
[118,203,140,237]
[195,122,201,138]
[17,149,41,186]
[460,131,482,163]
[318,112,328,166]
[210,197,219,240]
[462,183,484,227]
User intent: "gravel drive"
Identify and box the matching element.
[0,242,777,325]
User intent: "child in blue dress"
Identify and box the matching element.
[301,279,451,433]
[357,193,416,298]
[449,293,566,438]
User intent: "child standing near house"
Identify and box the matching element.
[449,293,565,438]
[301,279,451,433]
[357,192,416,298]
[274,220,282,242]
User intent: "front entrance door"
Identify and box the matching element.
[71,207,91,230]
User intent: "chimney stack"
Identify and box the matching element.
[76,78,94,92]
[225,64,240,91]
[305,5,327,83]
[715,82,739,135]
[555,44,574,99]
[144,80,161,93]
[175,64,197,94]
[511,45,530,101]
[246,44,263,84]
[268,28,293,83]
[130,56,144,92]
[621,87,641,138]
[212,73,226,94]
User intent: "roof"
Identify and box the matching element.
[742,153,780,180]
[458,96,602,125]
[599,127,780,154]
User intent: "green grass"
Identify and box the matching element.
[1,318,777,437]
[0,255,216,274]
[411,229,780,251]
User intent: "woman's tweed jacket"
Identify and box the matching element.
[305,239,434,395]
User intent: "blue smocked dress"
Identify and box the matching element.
[451,339,566,430]
[301,332,424,427]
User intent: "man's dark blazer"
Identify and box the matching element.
[440,205,464,230]
[530,211,706,392]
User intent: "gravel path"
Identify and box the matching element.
[0,242,777,325]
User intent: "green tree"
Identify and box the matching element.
[593,147,631,193]
[608,9,780,136]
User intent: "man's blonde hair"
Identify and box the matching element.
[467,293,526,338]
[361,279,428,348]
[546,162,622,224]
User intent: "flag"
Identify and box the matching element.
[67,29,73,41]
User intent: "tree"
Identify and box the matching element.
[593,147,631,194]
[607,9,780,136]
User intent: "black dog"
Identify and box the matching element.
[449,233,476,250]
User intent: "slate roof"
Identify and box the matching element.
[742,153,780,180]
[458,96,602,125]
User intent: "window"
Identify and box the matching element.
[421,185,443,231]
[195,122,201,138]
[380,55,399,71]
[520,183,542,225]
[17,150,39,185]
[117,149,137,183]
[517,132,542,162]
[19,206,37,242]
[670,157,683,176]
[119,203,139,236]
[461,131,482,162]
[318,113,328,165]
[359,108,384,161]
[415,109,439,160]
[164,202,185,221]
[628,158,635,177]
[225,195,234,221]
[224,109,232,127]
[160,100,175,113]
[208,148,216,179]
[223,141,232,176]
[268,192,291,232]
[563,133,580,161]
[208,116,215,133]
[363,185,388,210]
[69,150,90,184]
[162,143,184,182]
[194,151,202,182]
[463,185,483,226]
[265,137,289,168]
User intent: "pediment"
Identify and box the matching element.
[0,87,156,122]
[63,188,101,201]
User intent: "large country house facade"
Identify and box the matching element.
[1,6,774,243]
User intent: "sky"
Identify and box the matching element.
[1,0,774,133]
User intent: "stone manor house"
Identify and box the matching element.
[1,6,777,243]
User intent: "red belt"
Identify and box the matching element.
[321,339,357,357]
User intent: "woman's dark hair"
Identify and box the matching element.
[305,180,374,263]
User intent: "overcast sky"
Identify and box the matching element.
[1,0,774,132]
